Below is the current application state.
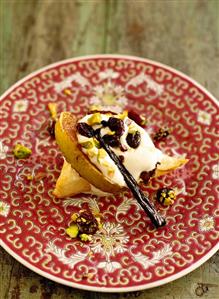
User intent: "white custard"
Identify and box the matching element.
[77,113,163,188]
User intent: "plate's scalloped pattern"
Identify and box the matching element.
[0,56,218,292]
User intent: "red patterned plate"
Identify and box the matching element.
[0,55,218,292]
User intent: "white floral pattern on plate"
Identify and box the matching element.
[0,141,9,160]
[199,216,215,232]
[99,69,119,80]
[54,72,90,93]
[0,56,218,292]
[212,163,219,179]
[125,72,164,95]
[197,110,212,125]
[130,244,173,269]
[90,82,128,111]
[13,99,28,112]
[0,201,10,217]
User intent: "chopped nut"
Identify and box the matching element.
[71,213,79,222]
[118,110,128,120]
[76,210,99,234]
[96,216,103,229]
[157,187,177,206]
[79,233,92,242]
[68,210,100,242]
[128,124,137,134]
[66,224,79,238]
[13,144,32,159]
[102,161,110,168]
[35,172,47,180]
[26,174,33,180]
[93,138,101,148]
[154,128,170,141]
[81,141,94,149]
[87,148,97,158]
[97,148,107,160]
[107,167,115,177]
[105,130,115,136]
[48,103,57,120]
[87,113,102,125]
[81,272,94,279]
[63,89,72,96]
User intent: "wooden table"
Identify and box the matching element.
[0,0,218,298]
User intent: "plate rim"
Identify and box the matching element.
[0,54,218,292]
[1,54,218,107]
[1,239,218,293]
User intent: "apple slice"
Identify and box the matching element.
[155,155,188,177]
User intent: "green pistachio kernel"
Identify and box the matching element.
[88,113,102,125]
[87,148,96,158]
[157,187,177,206]
[66,224,79,238]
[97,148,107,161]
[128,124,137,134]
[163,197,174,206]
[13,144,32,159]
[106,130,115,136]
[79,233,92,242]
[93,138,101,148]
[81,141,94,149]
[118,110,128,120]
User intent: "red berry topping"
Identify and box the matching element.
[77,123,93,138]
[126,131,141,148]
[108,117,124,136]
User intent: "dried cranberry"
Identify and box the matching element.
[140,169,155,184]
[141,162,160,184]
[77,123,93,138]
[103,134,120,147]
[101,120,108,127]
[47,119,56,138]
[108,117,124,136]
[76,210,98,234]
[128,110,147,127]
[140,172,151,184]
[126,131,141,148]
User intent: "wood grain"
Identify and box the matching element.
[0,0,218,298]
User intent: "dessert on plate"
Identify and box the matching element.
[54,110,187,198]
